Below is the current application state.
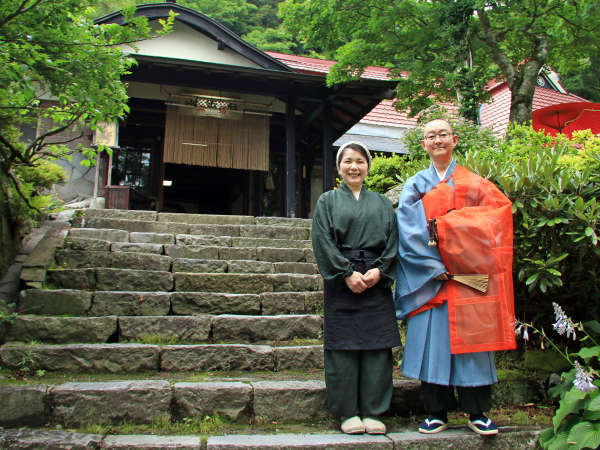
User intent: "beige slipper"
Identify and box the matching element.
[362,417,386,434]
[341,416,365,434]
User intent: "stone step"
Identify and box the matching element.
[0,378,421,427]
[80,208,312,228]
[0,343,326,373]
[55,249,318,274]
[4,314,323,344]
[67,227,312,248]
[0,427,542,449]
[18,289,322,316]
[64,239,315,263]
[207,428,541,449]
[45,268,322,293]
[77,218,311,240]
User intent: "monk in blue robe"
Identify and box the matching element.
[395,119,515,436]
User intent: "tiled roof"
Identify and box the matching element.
[360,100,418,128]
[361,100,460,129]
[480,85,587,135]
[266,51,392,80]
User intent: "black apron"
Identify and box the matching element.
[323,249,402,350]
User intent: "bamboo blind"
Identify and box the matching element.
[164,105,269,171]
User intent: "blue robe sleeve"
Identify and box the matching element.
[394,169,447,320]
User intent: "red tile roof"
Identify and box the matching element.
[266,51,392,80]
[480,85,587,135]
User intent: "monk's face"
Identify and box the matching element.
[421,119,458,166]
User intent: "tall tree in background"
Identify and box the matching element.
[0,0,172,210]
[279,0,600,124]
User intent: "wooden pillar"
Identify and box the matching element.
[322,101,334,192]
[285,97,297,218]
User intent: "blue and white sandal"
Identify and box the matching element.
[467,416,498,435]
[418,417,448,434]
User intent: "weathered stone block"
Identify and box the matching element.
[255,217,312,228]
[275,346,324,371]
[188,224,240,237]
[85,217,188,235]
[171,292,260,315]
[252,380,327,421]
[96,268,173,291]
[20,267,47,283]
[305,291,324,313]
[272,274,321,292]
[84,208,157,221]
[158,213,254,225]
[0,428,103,449]
[218,247,257,260]
[228,260,274,274]
[207,433,391,449]
[102,435,202,449]
[46,269,96,290]
[239,225,309,240]
[0,385,48,426]
[260,292,306,315]
[91,291,171,316]
[173,382,252,421]
[304,248,316,263]
[165,245,220,259]
[0,344,159,373]
[119,316,211,343]
[6,316,117,343]
[130,232,174,244]
[273,262,317,274]
[256,247,306,263]
[172,258,228,273]
[174,273,272,294]
[212,315,322,343]
[111,242,164,254]
[160,344,274,371]
[232,237,310,249]
[176,234,232,247]
[64,237,111,251]
[68,228,129,242]
[19,289,92,315]
[56,250,172,271]
[387,429,541,449]
[51,380,171,426]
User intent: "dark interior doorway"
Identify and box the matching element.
[162,164,251,215]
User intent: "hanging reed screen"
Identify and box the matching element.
[164,105,269,171]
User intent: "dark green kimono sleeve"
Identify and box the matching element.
[311,193,354,289]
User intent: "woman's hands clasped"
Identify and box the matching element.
[345,268,381,294]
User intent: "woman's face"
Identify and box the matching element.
[338,148,368,189]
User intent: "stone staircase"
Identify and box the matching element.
[0,209,540,448]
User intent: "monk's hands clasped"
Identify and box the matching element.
[345,268,381,293]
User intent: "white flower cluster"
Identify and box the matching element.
[573,361,597,393]
[515,323,529,341]
[552,302,577,340]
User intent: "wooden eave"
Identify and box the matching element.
[126,55,395,146]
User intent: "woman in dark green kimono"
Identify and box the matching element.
[312,141,401,435]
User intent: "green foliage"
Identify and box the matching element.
[518,307,600,449]
[0,0,173,235]
[364,153,408,193]
[278,0,600,123]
